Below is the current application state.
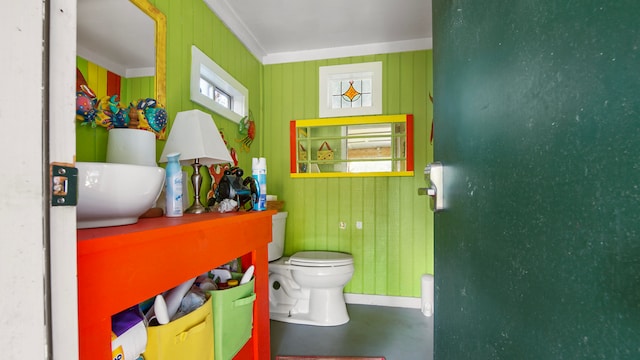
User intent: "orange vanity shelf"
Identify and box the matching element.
[77,210,275,359]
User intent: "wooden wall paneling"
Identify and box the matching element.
[303,61,318,118]
[288,179,305,254]
[386,176,401,296]
[336,178,351,254]
[397,53,414,295]
[409,51,430,291]
[106,71,120,98]
[382,53,399,297]
[311,178,326,250]
[361,177,377,293]
[85,61,108,161]
[179,0,193,112]
[373,177,389,295]
[75,58,95,162]
[191,0,206,52]
[349,177,365,293]
[162,0,182,117]
[219,17,232,72]
[263,64,279,193]
[118,77,129,106]
[76,57,88,79]
[264,52,433,298]
[332,177,343,250]
[125,76,154,104]
[280,63,296,244]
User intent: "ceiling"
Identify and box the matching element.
[77,0,432,76]
[206,0,433,64]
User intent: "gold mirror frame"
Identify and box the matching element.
[130,0,167,107]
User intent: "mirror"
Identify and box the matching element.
[290,114,414,178]
[77,0,166,106]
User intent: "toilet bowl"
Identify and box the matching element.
[267,212,354,326]
[269,251,354,326]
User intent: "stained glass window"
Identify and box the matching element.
[328,79,373,110]
[319,62,382,117]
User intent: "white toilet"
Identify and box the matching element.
[268,212,355,326]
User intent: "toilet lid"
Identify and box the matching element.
[289,251,353,267]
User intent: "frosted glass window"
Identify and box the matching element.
[190,45,248,123]
[199,78,231,110]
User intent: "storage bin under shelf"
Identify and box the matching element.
[210,278,256,360]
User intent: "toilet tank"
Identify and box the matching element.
[268,211,288,261]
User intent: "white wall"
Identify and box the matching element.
[0,1,48,358]
[49,0,80,358]
[1,0,78,358]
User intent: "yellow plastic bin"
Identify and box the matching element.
[209,278,256,360]
[144,296,214,360]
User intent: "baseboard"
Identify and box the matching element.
[344,293,421,309]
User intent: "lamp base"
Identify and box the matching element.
[185,159,210,214]
[185,202,209,214]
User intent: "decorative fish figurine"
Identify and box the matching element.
[75,85,98,127]
[106,95,130,128]
[95,95,130,129]
[133,98,168,138]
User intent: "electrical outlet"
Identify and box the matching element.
[339,221,347,230]
[356,221,363,229]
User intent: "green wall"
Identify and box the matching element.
[77,0,434,298]
[152,0,264,178]
[263,52,434,297]
[76,0,264,193]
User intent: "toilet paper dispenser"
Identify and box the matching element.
[418,162,444,212]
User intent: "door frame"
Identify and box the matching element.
[48,0,79,358]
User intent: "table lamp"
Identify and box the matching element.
[159,109,233,214]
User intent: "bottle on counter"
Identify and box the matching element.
[165,152,183,217]
[252,157,267,211]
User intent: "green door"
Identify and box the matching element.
[432,1,640,358]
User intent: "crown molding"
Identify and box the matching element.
[263,38,433,65]
[205,0,432,65]
[203,0,267,62]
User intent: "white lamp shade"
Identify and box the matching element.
[159,109,233,166]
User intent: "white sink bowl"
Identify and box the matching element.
[77,162,165,229]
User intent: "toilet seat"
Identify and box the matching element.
[288,251,353,267]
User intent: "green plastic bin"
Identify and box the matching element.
[208,277,256,360]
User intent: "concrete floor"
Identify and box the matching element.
[270,304,433,360]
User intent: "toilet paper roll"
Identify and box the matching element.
[111,320,147,360]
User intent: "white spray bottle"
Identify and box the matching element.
[165,152,183,217]
[252,157,267,211]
